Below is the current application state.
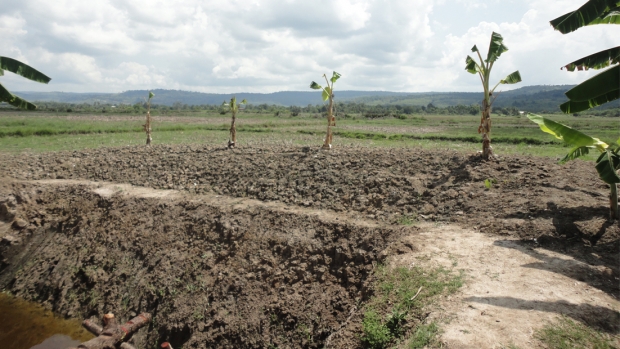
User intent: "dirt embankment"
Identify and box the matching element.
[0,180,410,348]
[3,145,618,265]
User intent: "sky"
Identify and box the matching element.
[2,0,619,94]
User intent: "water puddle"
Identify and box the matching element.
[0,293,93,349]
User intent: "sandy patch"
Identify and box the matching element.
[391,223,620,348]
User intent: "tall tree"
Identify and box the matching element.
[465,32,522,160]
[310,71,341,149]
[0,57,51,110]
[550,0,620,113]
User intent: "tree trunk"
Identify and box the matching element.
[322,97,334,149]
[479,98,493,160]
[145,111,152,146]
[229,113,236,149]
[611,183,618,221]
[70,313,151,349]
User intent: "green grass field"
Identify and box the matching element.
[0,110,617,160]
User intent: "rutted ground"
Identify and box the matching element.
[0,145,618,348]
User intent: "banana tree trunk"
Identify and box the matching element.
[479,98,493,160]
[322,97,334,149]
[611,183,618,221]
[145,111,152,146]
[229,112,237,149]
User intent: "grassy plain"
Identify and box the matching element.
[0,110,617,160]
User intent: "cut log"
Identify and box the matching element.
[69,312,151,349]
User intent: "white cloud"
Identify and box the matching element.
[2,0,618,95]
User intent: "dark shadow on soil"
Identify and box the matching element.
[465,296,620,334]
[499,202,619,288]
[504,203,614,242]
[492,239,619,299]
[543,183,607,198]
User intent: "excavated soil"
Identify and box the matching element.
[0,144,618,348]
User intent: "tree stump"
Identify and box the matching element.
[69,313,151,349]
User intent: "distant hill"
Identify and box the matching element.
[12,89,410,107]
[13,85,615,112]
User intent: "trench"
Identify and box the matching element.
[0,181,410,348]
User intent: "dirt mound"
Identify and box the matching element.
[0,180,410,348]
[2,145,618,258]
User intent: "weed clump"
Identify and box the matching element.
[361,265,462,349]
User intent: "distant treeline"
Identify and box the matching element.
[2,100,618,117]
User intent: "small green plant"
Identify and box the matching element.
[362,309,393,349]
[192,308,204,321]
[409,322,439,349]
[0,57,51,110]
[143,91,155,145]
[361,265,463,349]
[310,71,341,149]
[535,317,617,349]
[465,32,522,160]
[398,213,418,225]
[484,178,496,189]
[222,96,247,148]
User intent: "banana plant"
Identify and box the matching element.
[142,91,155,145]
[222,96,247,149]
[310,71,341,149]
[527,113,620,221]
[465,32,522,160]
[0,56,51,110]
[550,0,620,113]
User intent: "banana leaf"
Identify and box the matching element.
[588,5,620,25]
[0,56,51,83]
[595,149,620,184]
[563,46,620,71]
[322,86,331,101]
[564,65,619,102]
[486,32,509,63]
[550,0,620,34]
[500,71,522,84]
[330,71,341,83]
[0,82,37,110]
[465,56,482,74]
[560,89,620,113]
[526,113,608,162]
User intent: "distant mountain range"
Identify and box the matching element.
[13,85,616,112]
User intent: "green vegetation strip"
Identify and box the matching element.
[362,265,462,349]
[300,130,559,145]
[0,124,282,138]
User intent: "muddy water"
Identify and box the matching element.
[0,293,93,349]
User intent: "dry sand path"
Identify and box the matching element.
[392,223,620,348]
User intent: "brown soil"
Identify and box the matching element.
[0,145,618,348]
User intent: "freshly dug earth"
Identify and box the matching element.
[0,145,618,348]
[0,180,409,348]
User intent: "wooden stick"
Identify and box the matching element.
[410,286,423,301]
[69,313,152,349]
[82,319,103,336]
